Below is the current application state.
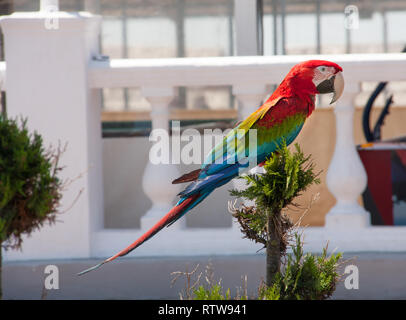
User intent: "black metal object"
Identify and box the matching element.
[362,81,390,142]
[362,45,406,142]
[359,45,406,226]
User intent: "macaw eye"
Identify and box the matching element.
[318,66,326,72]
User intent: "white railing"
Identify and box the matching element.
[89,54,406,87]
[90,54,406,218]
[2,9,406,262]
[88,54,406,257]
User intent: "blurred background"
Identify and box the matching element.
[2,0,405,115]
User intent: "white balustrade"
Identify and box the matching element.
[1,2,406,260]
[141,87,182,230]
[233,84,267,119]
[325,82,370,228]
[0,10,103,261]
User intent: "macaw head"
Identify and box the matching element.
[283,60,344,104]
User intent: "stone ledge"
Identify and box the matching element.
[3,252,406,299]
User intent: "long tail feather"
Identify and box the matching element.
[77,194,200,276]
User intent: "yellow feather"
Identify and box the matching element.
[237,96,282,131]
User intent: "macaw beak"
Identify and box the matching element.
[330,71,344,104]
[316,71,345,104]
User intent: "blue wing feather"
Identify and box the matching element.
[179,122,304,199]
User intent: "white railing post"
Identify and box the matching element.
[325,82,370,228]
[234,0,262,55]
[0,11,103,260]
[233,84,266,120]
[141,87,182,230]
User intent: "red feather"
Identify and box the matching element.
[256,96,311,128]
[258,59,342,124]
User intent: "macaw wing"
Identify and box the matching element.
[201,96,282,174]
[179,97,308,198]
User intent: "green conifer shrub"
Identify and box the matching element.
[172,143,343,300]
[230,142,320,286]
[0,116,64,299]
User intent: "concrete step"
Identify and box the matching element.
[3,252,406,299]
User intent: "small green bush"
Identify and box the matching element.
[258,234,342,300]
[0,116,64,250]
[194,284,231,300]
[172,143,343,300]
[230,143,320,286]
[230,143,320,215]
[185,234,342,300]
[0,116,65,299]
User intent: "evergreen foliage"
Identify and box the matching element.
[230,142,320,217]
[188,234,342,300]
[173,142,343,300]
[258,234,342,300]
[0,116,64,250]
[230,142,320,286]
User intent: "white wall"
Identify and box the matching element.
[103,136,234,229]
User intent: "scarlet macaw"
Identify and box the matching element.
[78,60,344,275]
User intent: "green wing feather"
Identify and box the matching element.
[203,97,282,167]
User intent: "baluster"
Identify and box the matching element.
[233,84,267,119]
[325,82,370,227]
[141,87,182,230]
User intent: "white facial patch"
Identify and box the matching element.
[312,66,335,87]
